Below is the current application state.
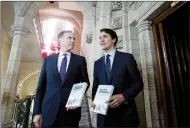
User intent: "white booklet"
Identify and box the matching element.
[91,85,114,115]
[66,82,88,107]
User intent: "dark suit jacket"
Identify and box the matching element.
[33,52,90,127]
[92,51,144,127]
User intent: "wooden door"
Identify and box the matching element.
[152,2,189,127]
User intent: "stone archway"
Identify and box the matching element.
[16,70,40,99]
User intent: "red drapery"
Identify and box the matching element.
[40,42,60,59]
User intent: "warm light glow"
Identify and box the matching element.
[40,19,73,58]
[42,19,73,46]
[64,21,73,31]
[43,19,57,45]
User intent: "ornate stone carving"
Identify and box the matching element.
[111,1,122,11]
[136,21,152,33]
[33,14,44,43]
[111,16,122,30]
[116,35,123,49]
[136,20,160,127]
[13,1,26,16]
[13,2,33,17]
[13,2,44,17]
[11,24,31,38]
[19,2,32,16]
[85,32,92,44]
[131,2,143,10]
[91,1,97,7]
[125,2,134,12]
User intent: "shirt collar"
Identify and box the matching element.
[59,51,71,57]
[104,49,116,58]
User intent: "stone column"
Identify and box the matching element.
[136,21,160,127]
[75,2,98,127]
[33,13,44,46]
[1,20,31,127]
[80,3,97,127]
[95,1,111,59]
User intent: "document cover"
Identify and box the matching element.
[92,85,114,115]
[66,82,88,107]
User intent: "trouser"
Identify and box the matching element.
[43,105,79,128]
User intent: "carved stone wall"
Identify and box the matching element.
[111,1,122,11]
[116,35,123,49]
[76,2,97,127]
[111,16,122,29]
[131,2,143,10]
[110,2,125,52]
[85,32,93,44]
[136,21,160,127]
[33,13,44,44]
[127,2,168,128]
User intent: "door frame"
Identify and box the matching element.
[152,1,187,127]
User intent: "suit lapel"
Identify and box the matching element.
[53,53,62,83]
[110,51,120,84]
[62,52,75,84]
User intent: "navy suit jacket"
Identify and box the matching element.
[33,52,90,126]
[92,51,144,127]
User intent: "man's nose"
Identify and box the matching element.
[100,38,104,42]
[71,38,75,42]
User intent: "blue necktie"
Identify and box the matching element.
[60,54,67,83]
[105,54,111,83]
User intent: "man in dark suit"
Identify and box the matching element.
[33,31,90,128]
[92,28,144,127]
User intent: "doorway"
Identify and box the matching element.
[153,2,189,127]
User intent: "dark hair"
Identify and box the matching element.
[100,28,118,46]
[57,31,72,43]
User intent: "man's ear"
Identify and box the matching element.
[59,39,63,45]
[113,38,116,44]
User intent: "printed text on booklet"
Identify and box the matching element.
[92,85,114,115]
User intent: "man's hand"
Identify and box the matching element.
[33,114,42,128]
[106,94,125,108]
[66,107,78,111]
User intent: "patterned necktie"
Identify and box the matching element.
[60,54,67,83]
[105,54,111,83]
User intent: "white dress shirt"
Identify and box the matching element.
[57,51,71,73]
[104,49,116,70]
